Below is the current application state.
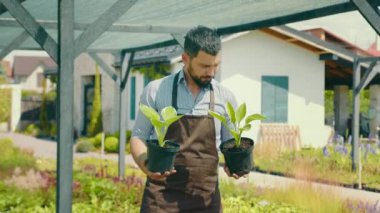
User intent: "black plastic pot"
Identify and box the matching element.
[146,139,180,173]
[220,137,254,176]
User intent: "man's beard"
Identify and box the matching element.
[188,65,212,88]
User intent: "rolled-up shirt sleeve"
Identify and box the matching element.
[132,82,156,141]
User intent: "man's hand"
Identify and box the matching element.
[141,158,176,180]
[223,165,247,179]
[131,137,176,180]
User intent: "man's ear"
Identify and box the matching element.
[182,52,189,65]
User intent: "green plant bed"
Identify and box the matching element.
[0,149,374,212]
[254,145,380,191]
[0,137,36,177]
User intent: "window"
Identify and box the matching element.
[130,76,136,120]
[261,76,288,122]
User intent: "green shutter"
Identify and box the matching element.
[144,76,150,86]
[262,76,288,123]
[130,76,136,120]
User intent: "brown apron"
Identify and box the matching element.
[140,72,221,213]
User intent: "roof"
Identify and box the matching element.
[303,28,373,57]
[13,56,57,76]
[366,39,380,56]
[132,45,183,65]
[1,0,379,53]
[132,25,378,89]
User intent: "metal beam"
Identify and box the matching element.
[56,0,74,212]
[0,30,28,59]
[122,40,177,53]
[0,0,58,62]
[352,60,360,171]
[74,0,137,57]
[118,52,134,179]
[0,17,191,34]
[352,0,380,35]
[121,52,134,90]
[319,53,339,61]
[0,0,26,15]
[357,56,380,62]
[88,52,121,86]
[171,33,185,49]
[355,61,380,93]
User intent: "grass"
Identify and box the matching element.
[0,137,36,178]
[253,141,380,190]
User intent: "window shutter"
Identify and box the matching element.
[130,76,136,120]
[262,76,288,122]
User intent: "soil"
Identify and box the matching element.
[221,138,253,152]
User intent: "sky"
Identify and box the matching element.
[288,11,379,49]
[3,10,380,65]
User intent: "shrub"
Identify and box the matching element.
[87,66,103,136]
[110,130,132,153]
[0,89,11,123]
[49,122,57,138]
[92,132,103,148]
[104,137,118,153]
[24,124,40,136]
[76,140,94,153]
[0,137,35,171]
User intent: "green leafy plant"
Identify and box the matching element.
[209,102,265,147]
[139,104,183,147]
[87,65,103,136]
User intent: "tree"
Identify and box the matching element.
[87,64,103,136]
[39,77,49,136]
[0,63,8,84]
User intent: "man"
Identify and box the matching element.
[131,25,242,213]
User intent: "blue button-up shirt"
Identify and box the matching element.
[132,70,238,148]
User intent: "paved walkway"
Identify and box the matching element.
[1,132,379,204]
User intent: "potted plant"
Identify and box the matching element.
[139,104,183,173]
[209,102,265,176]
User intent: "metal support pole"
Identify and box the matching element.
[57,0,74,212]
[352,59,360,171]
[118,52,134,179]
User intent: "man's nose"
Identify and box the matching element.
[206,67,216,76]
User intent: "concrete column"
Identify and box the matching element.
[334,85,349,137]
[369,84,380,138]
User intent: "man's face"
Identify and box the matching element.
[184,50,221,88]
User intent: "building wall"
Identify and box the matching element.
[20,66,54,92]
[74,53,118,135]
[220,31,326,147]
[125,62,183,130]
[0,84,21,132]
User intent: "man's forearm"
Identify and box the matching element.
[130,136,149,174]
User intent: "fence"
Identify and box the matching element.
[257,123,302,152]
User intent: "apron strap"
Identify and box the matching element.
[172,71,215,111]
[172,72,180,111]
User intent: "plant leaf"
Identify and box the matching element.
[164,115,183,127]
[239,124,251,132]
[208,110,227,125]
[161,106,177,121]
[226,102,236,124]
[229,129,240,143]
[245,114,266,124]
[236,103,246,124]
[139,104,160,122]
[151,119,164,128]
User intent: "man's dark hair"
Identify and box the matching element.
[184,25,221,58]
